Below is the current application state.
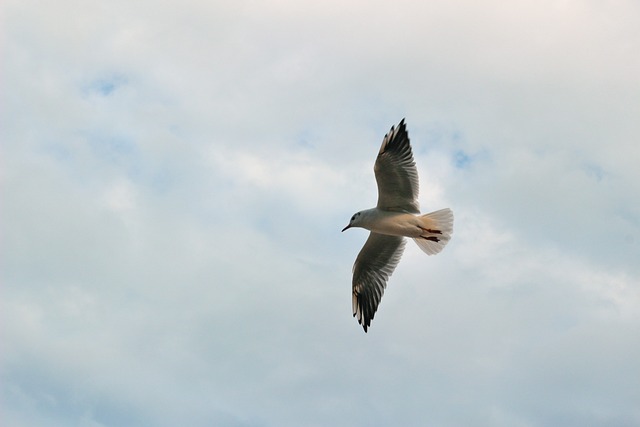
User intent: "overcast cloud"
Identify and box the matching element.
[2,0,640,426]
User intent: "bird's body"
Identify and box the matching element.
[350,208,445,239]
[342,119,453,332]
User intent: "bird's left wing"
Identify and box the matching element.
[352,232,406,332]
[374,119,420,213]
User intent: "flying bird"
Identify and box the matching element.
[342,119,453,332]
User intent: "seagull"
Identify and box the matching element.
[342,119,453,332]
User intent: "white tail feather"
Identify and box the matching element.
[412,208,453,255]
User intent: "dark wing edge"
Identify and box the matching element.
[352,233,406,332]
[374,119,420,213]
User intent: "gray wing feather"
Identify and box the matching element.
[352,233,406,332]
[374,119,420,213]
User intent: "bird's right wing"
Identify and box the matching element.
[352,232,406,332]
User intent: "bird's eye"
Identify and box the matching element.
[351,215,356,221]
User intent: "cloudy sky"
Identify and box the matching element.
[3,0,640,426]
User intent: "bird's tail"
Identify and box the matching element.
[412,208,453,255]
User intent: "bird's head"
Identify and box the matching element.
[342,211,363,232]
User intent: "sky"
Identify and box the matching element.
[2,0,640,426]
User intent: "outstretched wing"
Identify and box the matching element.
[374,119,420,213]
[352,232,406,332]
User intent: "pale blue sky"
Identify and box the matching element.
[3,0,640,426]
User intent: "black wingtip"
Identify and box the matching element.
[399,118,408,133]
[391,119,406,131]
[353,312,370,333]
[380,119,410,155]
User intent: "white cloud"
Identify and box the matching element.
[3,0,640,426]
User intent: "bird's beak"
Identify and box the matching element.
[341,224,351,232]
